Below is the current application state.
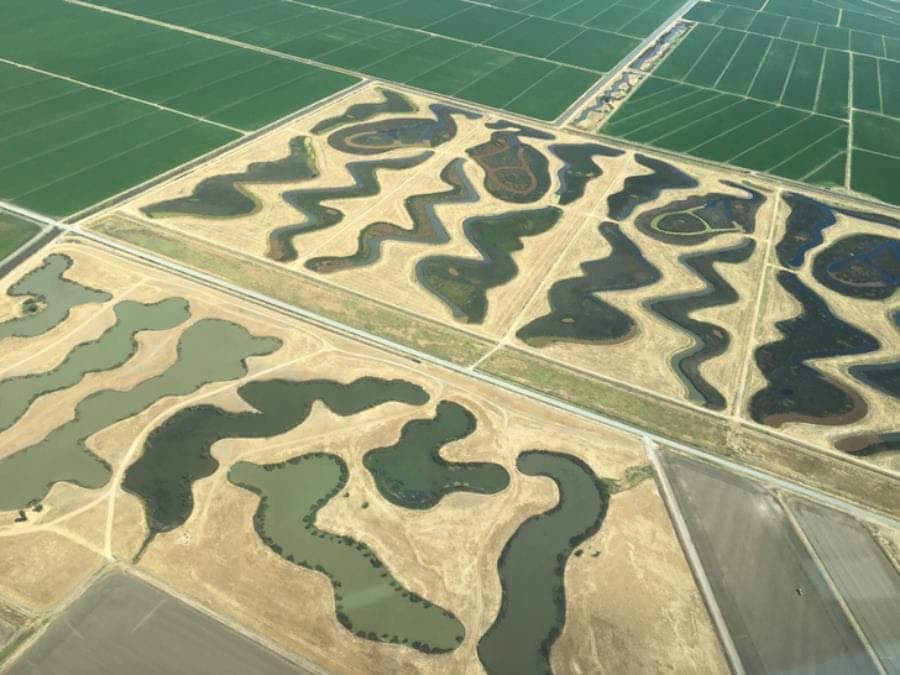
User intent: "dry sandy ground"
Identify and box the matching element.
[0,241,725,673]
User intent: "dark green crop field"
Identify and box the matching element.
[0,0,357,217]
[85,0,687,120]
[600,0,900,205]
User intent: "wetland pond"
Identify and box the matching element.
[229,453,465,653]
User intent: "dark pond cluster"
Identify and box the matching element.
[751,272,879,427]
[549,142,624,206]
[634,182,764,245]
[306,157,478,273]
[141,136,318,220]
[416,206,563,323]
[270,151,433,261]
[606,153,698,220]
[326,103,479,155]
[517,221,659,346]
[465,121,554,204]
[311,88,416,135]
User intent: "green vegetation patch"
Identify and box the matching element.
[88,218,493,365]
[229,453,466,653]
[0,213,39,261]
[363,400,510,509]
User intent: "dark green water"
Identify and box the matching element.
[477,450,610,675]
[634,181,764,245]
[0,319,280,511]
[326,103,478,155]
[645,238,756,410]
[751,271,879,427]
[142,136,318,219]
[0,254,111,341]
[0,298,190,433]
[311,88,415,135]
[549,143,624,206]
[517,222,659,346]
[812,234,898,300]
[229,453,466,653]
[305,157,478,273]
[416,206,562,323]
[606,153,697,220]
[363,400,509,509]
[270,151,433,261]
[466,122,552,204]
[124,377,428,545]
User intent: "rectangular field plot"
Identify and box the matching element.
[81,0,691,120]
[598,0,900,205]
[7,573,309,674]
[0,0,361,217]
[659,452,880,674]
[0,62,239,217]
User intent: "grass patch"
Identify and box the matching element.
[0,213,39,260]
[87,217,492,366]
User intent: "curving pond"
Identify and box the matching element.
[326,103,479,155]
[305,157,478,273]
[0,254,111,341]
[477,450,610,675]
[645,238,755,410]
[0,298,190,433]
[606,153,697,221]
[750,272,878,427]
[270,151,433,262]
[229,452,466,653]
[812,234,899,301]
[634,182,764,245]
[363,400,509,509]
[549,143,624,206]
[142,137,317,220]
[312,88,416,135]
[466,121,553,203]
[416,206,562,323]
[517,221,659,346]
[124,376,428,555]
[0,319,280,512]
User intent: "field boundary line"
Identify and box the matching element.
[613,89,719,139]
[732,190,780,418]
[776,493,888,675]
[745,36,775,95]
[713,32,750,90]
[777,42,800,104]
[726,113,812,163]
[767,126,844,173]
[8,199,895,523]
[0,57,245,134]
[647,95,746,144]
[646,442,747,675]
[811,45,828,113]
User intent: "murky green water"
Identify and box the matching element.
[0,298,190,432]
[363,400,509,509]
[0,254,111,341]
[477,450,610,675]
[0,319,280,511]
[230,453,465,653]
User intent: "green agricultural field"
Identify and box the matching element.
[0,212,39,260]
[84,0,688,120]
[600,0,900,205]
[0,0,357,217]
